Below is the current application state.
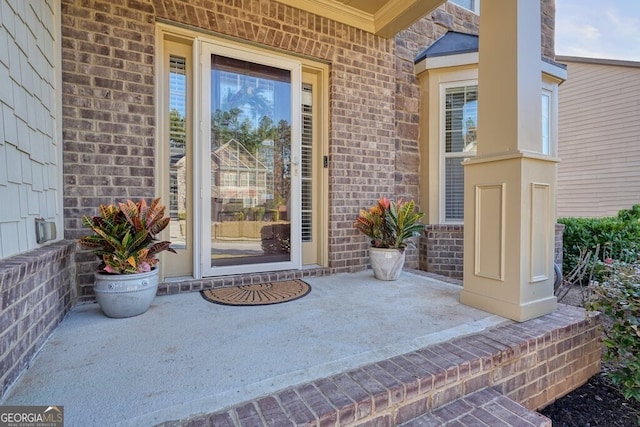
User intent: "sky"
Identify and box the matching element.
[555,0,640,61]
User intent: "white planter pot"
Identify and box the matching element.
[93,269,159,318]
[369,247,406,281]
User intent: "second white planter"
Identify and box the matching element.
[369,247,406,281]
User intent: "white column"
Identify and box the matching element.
[460,0,558,321]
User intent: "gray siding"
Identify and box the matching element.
[0,0,62,258]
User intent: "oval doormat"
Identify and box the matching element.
[200,280,311,306]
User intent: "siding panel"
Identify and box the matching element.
[0,0,61,258]
[557,57,640,218]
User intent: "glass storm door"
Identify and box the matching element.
[200,41,301,276]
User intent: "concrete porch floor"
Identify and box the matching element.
[1,270,506,425]
[1,270,600,426]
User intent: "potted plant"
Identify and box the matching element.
[354,197,425,280]
[79,198,176,318]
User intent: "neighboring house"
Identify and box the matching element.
[1,0,563,399]
[556,56,640,218]
[211,139,270,206]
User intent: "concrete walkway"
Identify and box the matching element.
[1,271,508,426]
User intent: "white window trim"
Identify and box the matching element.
[439,79,478,224]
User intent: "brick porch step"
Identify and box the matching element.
[400,388,551,427]
[157,304,599,427]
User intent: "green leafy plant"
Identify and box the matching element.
[560,205,640,284]
[79,198,176,274]
[586,258,640,402]
[354,197,425,250]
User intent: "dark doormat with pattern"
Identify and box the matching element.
[200,280,311,306]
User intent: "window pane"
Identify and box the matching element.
[444,84,477,222]
[169,55,188,248]
[542,92,550,155]
[210,54,292,267]
[445,86,477,154]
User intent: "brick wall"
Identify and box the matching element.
[420,224,465,278]
[61,0,157,297]
[541,0,556,60]
[61,0,397,295]
[0,240,76,400]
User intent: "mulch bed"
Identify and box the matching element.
[539,285,640,426]
[540,373,640,426]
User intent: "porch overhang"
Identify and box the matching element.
[274,0,446,37]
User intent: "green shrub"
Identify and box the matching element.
[559,204,640,283]
[586,259,640,402]
[617,204,640,223]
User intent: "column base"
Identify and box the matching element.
[460,289,557,322]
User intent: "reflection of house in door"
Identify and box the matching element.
[211,138,271,221]
[209,135,290,268]
[172,155,187,218]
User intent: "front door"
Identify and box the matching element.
[160,30,327,280]
[199,41,302,276]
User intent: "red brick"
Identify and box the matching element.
[347,369,390,412]
[314,378,356,425]
[295,383,336,426]
[331,373,373,420]
[277,389,316,426]
[206,412,236,427]
[463,372,491,394]
[396,396,430,425]
[431,384,464,409]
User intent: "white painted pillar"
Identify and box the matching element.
[460,0,558,321]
